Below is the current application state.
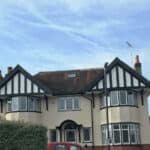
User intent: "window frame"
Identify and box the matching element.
[50,129,57,142]
[101,123,140,145]
[7,96,41,113]
[83,127,91,142]
[100,90,137,108]
[58,97,80,111]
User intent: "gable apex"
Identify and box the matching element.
[88,57,150,91]
[0,65,51,96]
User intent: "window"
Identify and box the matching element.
[112,124,121,144]
[58,97,80,111]
[70,146,81,150]
[111,91,119,105]
[83,128,91,142]
[101,123,140,145]
[100,90,137,108]
[7,96,41,112]
[119,91,127,105]
[121,124,129,144]
[65,129,76,142]
[50,129,57,142]
[53,145,67,150]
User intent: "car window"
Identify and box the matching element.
[70,146,81,150]
[53,144,67,150]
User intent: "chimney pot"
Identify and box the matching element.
[7,67,12,74]
[135,55,140,64]
[134,55,142,74]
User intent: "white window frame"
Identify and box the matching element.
[110,91,119,106]
[112,124,121,145]
[121,124,130,144]
[119,91,128,105]
[101,123,140,145]
[58,97,80,111]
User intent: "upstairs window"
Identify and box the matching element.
[7,96,41,112]
[58,97,80,111]
[100,90,137,108]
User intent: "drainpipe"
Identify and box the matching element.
[82,93,95,150]
[104,62,110,150]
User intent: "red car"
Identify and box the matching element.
[48,142,84,150]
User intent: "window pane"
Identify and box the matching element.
[130,130,136,143]
[28,97,34,111]
[34,99,40,111]
[122,130,129,143]
[113,124,120,144]
[66,130,75,142]
[53,145,67,150]
[50,129,57,142]
[66,98,72,109]
[19,97,27,111]
[12,97,19,111]
[114,131,120,143]
[58,99,65,110]
[102,126,107,145]
[111,91,119,105]
[119,91,127,105]
[70,146,80,150]
[128,92,134,105]
[7,100,12,112]
[74,98,79,109]
[83,128,90,141]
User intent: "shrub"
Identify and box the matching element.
[0,121,47,150]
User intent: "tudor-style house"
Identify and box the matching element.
[0,55,150,150]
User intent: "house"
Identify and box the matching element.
[0,55,150,150]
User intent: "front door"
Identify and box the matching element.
[65,129,76,142]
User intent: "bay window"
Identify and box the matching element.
[101,123,140,145]
[100,90,137,108]
[7,96,41,112]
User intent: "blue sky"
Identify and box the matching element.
[0,0,150,112]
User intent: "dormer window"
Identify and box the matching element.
[67,73,76,78]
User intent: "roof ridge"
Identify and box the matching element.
[34,67,104,75]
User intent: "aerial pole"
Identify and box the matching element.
[126,41,134,65]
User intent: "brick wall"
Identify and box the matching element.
[85,145,150,150]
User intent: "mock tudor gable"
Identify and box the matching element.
[90,58,150,91]
[0,65,50,96]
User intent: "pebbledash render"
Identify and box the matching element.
[0,56,150,150]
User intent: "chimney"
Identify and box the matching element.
[0,70,3,81]
[134,55,142,74]
[7,67,12,74]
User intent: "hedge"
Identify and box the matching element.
[0,121,47,150]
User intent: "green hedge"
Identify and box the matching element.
[0,121,47,150]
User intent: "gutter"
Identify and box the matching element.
[82,93,95,150]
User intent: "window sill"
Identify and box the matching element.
[100,105,138,110]
[58,109,81,112]
[82,141,92,143]
[101,143,141,146]
[5,111,42,114]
